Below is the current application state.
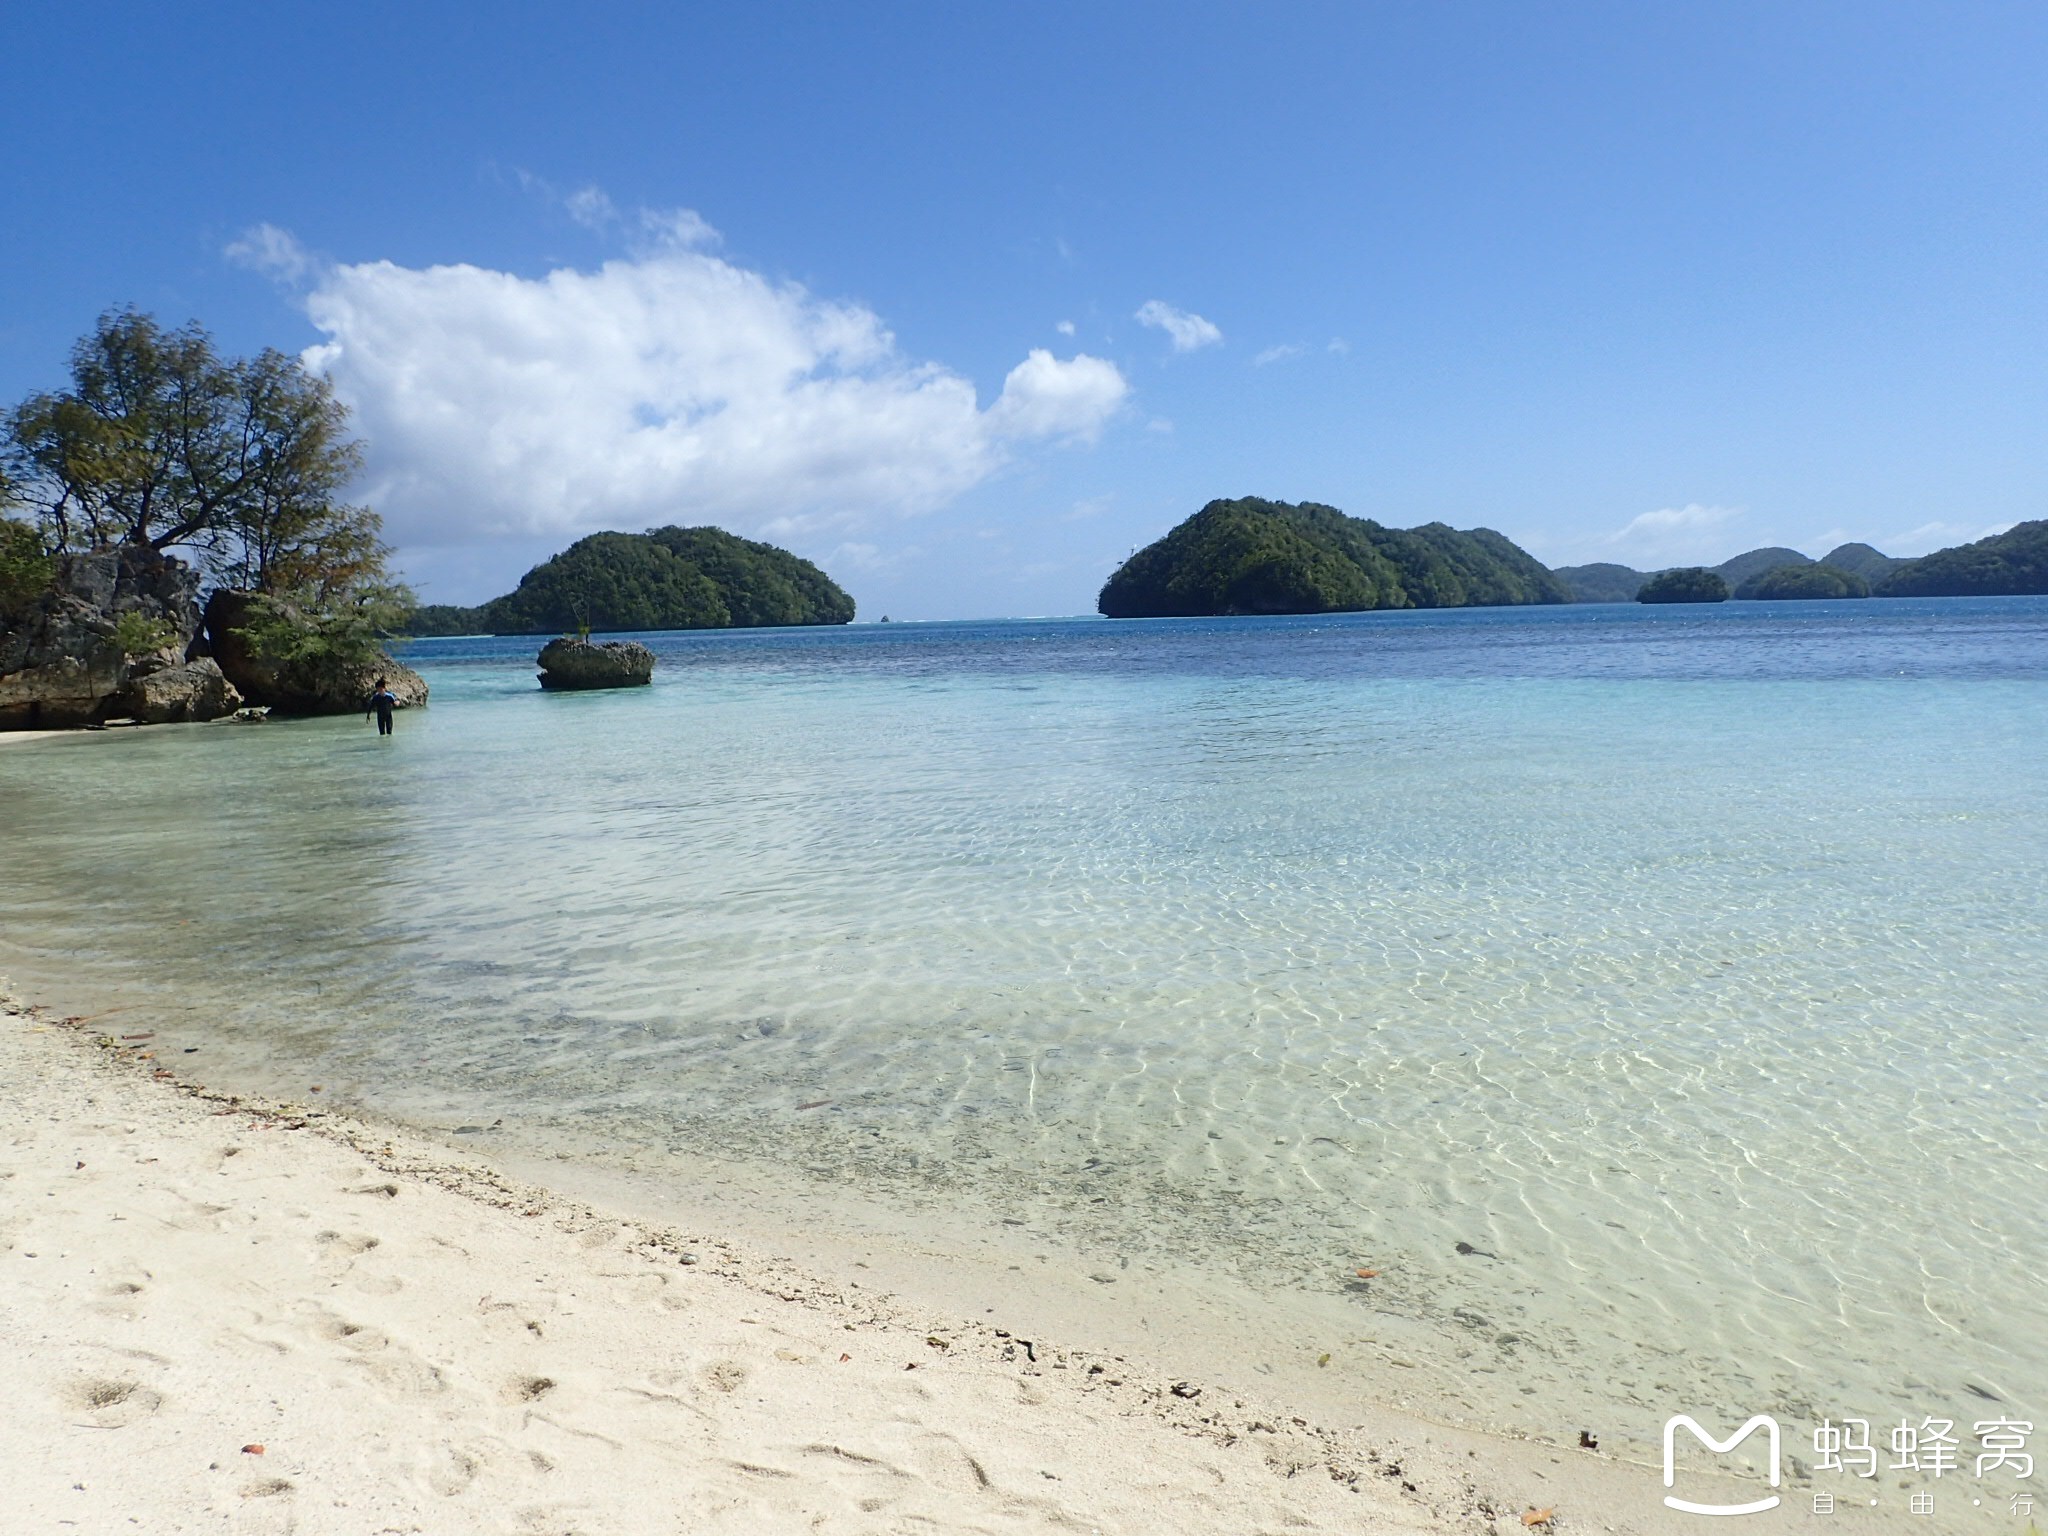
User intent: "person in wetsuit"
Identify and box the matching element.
[365,677,398,735]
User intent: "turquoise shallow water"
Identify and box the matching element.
[3,598,2044,1462]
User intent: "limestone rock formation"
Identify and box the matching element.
[0,547,224,729]
[203,590,427,716]
[536,636,656,690]
[116,657,244,724]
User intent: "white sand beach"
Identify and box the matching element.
[0,993,1886,1535]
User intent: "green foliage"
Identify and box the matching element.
[0,516,56,613]
[1878,520,2048,596]
[111,609,179,656]
[1711,547,1811,588]
[2,309,389,599]
[1636,567,1730,603]
[235,581,416,672]
[1097,497,1571,618]
[402,603,488,636]
[471,526,855,634]
[1734,562,1870,600]
[1551,562,1646,603]
[1818,542,1899,583]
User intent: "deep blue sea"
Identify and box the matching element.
[4,596,2044,1465]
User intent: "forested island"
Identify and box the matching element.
[1555,542,1902,602]
[406,526,854,635]
[1555,527,2045,602]
[1097,497,1569,618]
[1733,563,1869,600]
[1636,568,1729,603]
[1877,520,2048,597]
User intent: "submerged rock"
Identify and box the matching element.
[536,636,656,690]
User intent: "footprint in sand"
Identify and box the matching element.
[304,1307,448,1398]
[702,1360,748,1394]
[91,1275,151,1317]
[422,1443,483,1497]
[63,1375,164,1429]
[907,1432,995,1493]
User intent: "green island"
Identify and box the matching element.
[1096,497,1569,618]
[1636,567,1730,603]
[1555,541,1903,603]
[1733,563,1870,600]
[405,527,855,636]
[1875,519,2048,597]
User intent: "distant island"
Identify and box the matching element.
[1097,497,1569,618]
[1733,563,1869,600]
[1555,542,1902,603]
[407,526,855,635]
[1559,525,2048,602]
[1876,520,2048,597]
[1637,568,1729,603]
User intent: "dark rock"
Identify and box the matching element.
[536,636,656,690]
[0,547,203,730]
[204,589,428,716]
[117,657,244,724]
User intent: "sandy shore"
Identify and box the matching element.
[1,995,1832,1535]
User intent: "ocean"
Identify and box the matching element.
[3,596,2043,1478]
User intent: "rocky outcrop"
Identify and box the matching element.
[204,589,427,716]
[0,547,223,730]
[116,656,243,724]
[536,636,656,690]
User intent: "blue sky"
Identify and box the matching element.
[3,1,2043,618]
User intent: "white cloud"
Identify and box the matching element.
[1882,518,2014,555]
[1593,503,1746,567]
[637,206,720,251]
[1134,299,1221,353]
[1326,337,1351,356]
[1055,319,1075,336]
[564,186,617,231]
[281,234,1127,552]
[226,223,314,285]
[985,349,1126,442]
[1253,343,1306,367]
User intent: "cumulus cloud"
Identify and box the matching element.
[1253,343,1306,367]
[1134,299,1221,353]
[271,224,1125,553]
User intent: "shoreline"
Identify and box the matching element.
[0,990,1851,1534]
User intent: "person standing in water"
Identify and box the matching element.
[365,677,399,736]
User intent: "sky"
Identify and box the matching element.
[3,1,2043,619]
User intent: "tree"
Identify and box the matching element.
[2,309,392,601]
[216,348,385,600]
